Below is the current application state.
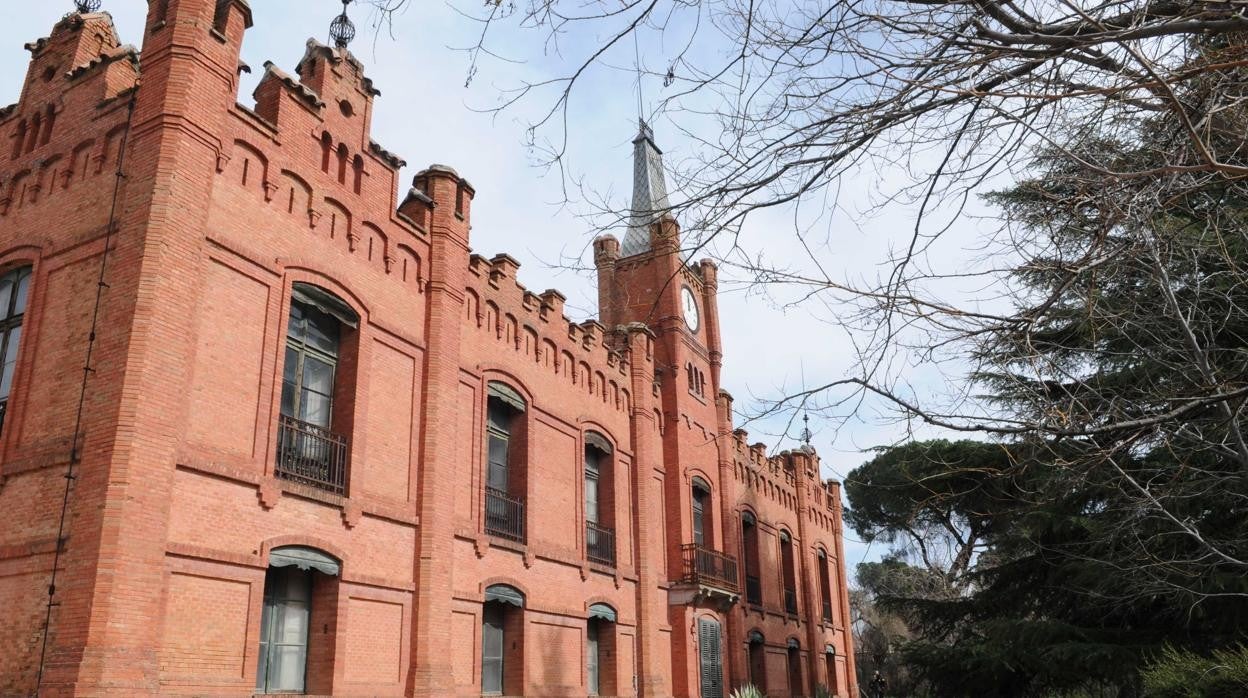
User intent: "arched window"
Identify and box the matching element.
[587,603,617,696]
[747,630,767,692]
[817,548,834,622]
[780,530,798,615]
[484,381,527,542]
[691,476,712,548]
[483,584,525,695]
[256,546,340,694]
[277,283,358,494]
[352,154,364,194]
[786,638,803,697]
[824,645,838,694]
[584,431,615,566]
[0,266,32,436]
[741,511,762,605]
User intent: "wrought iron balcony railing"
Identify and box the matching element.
[586,521,615,567]
[485,487,526,543]
[276,414,348,495]
[679,543,739,594]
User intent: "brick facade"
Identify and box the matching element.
[0,3,855,696]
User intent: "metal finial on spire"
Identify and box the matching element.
[800,413,813,447]
[74,0,101,12]
[329,0,356,50]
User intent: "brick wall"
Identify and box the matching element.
[0,3,856,697]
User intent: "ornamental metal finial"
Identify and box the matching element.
[74,0,102,12]
[800,412,813,447]
[329,0,356,50]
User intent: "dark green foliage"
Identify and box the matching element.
[847,40,1248,696]
[1141,645,1248,698]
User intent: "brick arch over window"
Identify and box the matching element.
[478,577,531,602]
[259,535,348,573]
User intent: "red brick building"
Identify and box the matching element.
[0,2,856,696]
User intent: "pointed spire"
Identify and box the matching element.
[620,118,672,257]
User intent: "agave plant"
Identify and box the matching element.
[728,684,767,698]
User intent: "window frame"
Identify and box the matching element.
[481,601,506,695]
[255,566,313,694]
[281,295,342,429]
[691,477,712,548]
[0,265,32,437]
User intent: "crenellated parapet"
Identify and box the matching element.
[727,424,840,532]
[0,12,138,226]
[461,250,647,418]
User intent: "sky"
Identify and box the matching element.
[0,1,995,578]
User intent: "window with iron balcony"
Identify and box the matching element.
[484,381,527,543]
[276,283,358,496]
[679,477,739,593]
[584,430,615,567]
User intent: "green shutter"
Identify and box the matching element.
[698,618,723,698]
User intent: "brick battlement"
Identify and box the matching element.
[463,251,641,417]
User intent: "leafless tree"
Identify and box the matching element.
[362,1,1248,609]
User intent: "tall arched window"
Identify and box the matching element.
[482,584,525,695]
[817,548,834,622]
[786,638,804,697]
[0,266,32,437]
[824,645,838,694]
[584,431,614,566]
[277,283,358,494]
[741,511,762,605]
[691,476,712,548]
[747,630,767,692]
[587,603,617,696]
[256,546,340,694]
[779,530,798,615]
[484,381,527,542]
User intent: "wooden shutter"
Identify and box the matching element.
[698,618,723,698]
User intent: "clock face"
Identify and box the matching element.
[681,286,700,332]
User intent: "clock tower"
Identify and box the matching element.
[595,120,737,697]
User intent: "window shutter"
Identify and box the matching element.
[698,618,723,698]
